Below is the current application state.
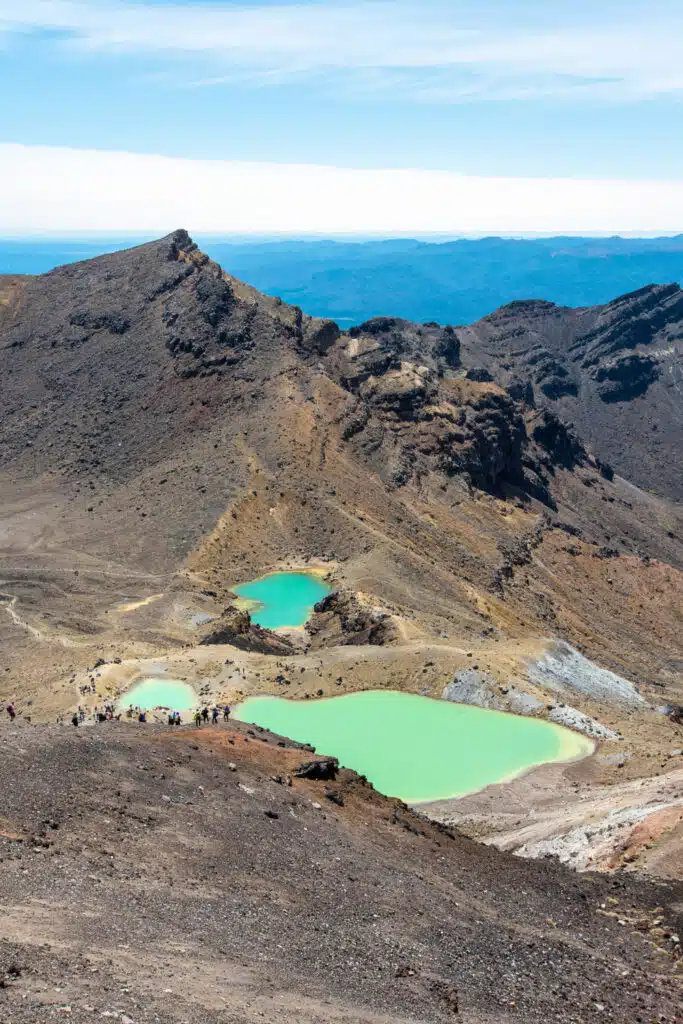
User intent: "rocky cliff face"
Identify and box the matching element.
[324,326,592,503]
[454,284,683,500]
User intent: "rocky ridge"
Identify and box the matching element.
[453,284,683,500]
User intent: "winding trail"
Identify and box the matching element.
[0,589,83,648]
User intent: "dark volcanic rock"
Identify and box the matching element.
[591,353,660,402]
[199,609,295,655]
[454,282,683,501]
[325,349,579,502]
[528,409,587,470]
[294,757,339,780]
[322,309,604,504]
[308,590,397,648]
[334,318,461,387]
[0,229,334,483]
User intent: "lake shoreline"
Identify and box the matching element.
[234,688,596,803]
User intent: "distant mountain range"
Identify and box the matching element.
[2,234,683,326]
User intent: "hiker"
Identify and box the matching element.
[78,707,85,723]
[193,709,202,727]
[174,711,181,726]
[211,707,219,725]
[71,712,79,727]
[138,711,147,723]
[168,713,174,726]
[6,703,16,721]
[201,707,209,723]
[223,705,230,722]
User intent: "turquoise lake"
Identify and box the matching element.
[234,690,594,802]
[232,571,331,629]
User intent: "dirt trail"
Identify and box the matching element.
[0,591,74,646]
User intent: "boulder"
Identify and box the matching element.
[295,758,339,781]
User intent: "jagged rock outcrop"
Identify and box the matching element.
[527,408,587,471]
[325,317,460,393]
[590,353,660,402]
[307,590,397,648]
[294,757,339,780]
[199,609,295,655]
[325,333,588,501]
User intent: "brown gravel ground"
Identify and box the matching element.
[0,719,681,1024]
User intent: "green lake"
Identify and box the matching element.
[119,678,197,712]
[234,690,594,802]
[232,571,331,629]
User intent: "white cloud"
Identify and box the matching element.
[0,0,682,101]
[2,142,683,234]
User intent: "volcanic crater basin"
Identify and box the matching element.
[231,570,331,629]
[234,690,595,803]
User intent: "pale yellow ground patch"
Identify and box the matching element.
[117,593,164,614]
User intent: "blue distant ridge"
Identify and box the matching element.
[2,235,682,326]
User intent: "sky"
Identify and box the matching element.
[1,0,683,234]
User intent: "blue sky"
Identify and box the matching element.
[1,0,683,233]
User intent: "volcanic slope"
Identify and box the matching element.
[0,231,682,874]
[452,286,683,502]
[0,718,681,1024]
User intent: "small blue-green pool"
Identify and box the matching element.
[119,678,197,712]
[232,571,331,629]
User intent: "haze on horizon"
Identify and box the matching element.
[1,0,683,234]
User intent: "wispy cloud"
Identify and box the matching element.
[2,142,683,234]
[0,0,682,102]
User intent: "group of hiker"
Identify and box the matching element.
[192,705,231,726]
[68,702,231,727]
[6,698,231,729]
[71,703,122,727]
